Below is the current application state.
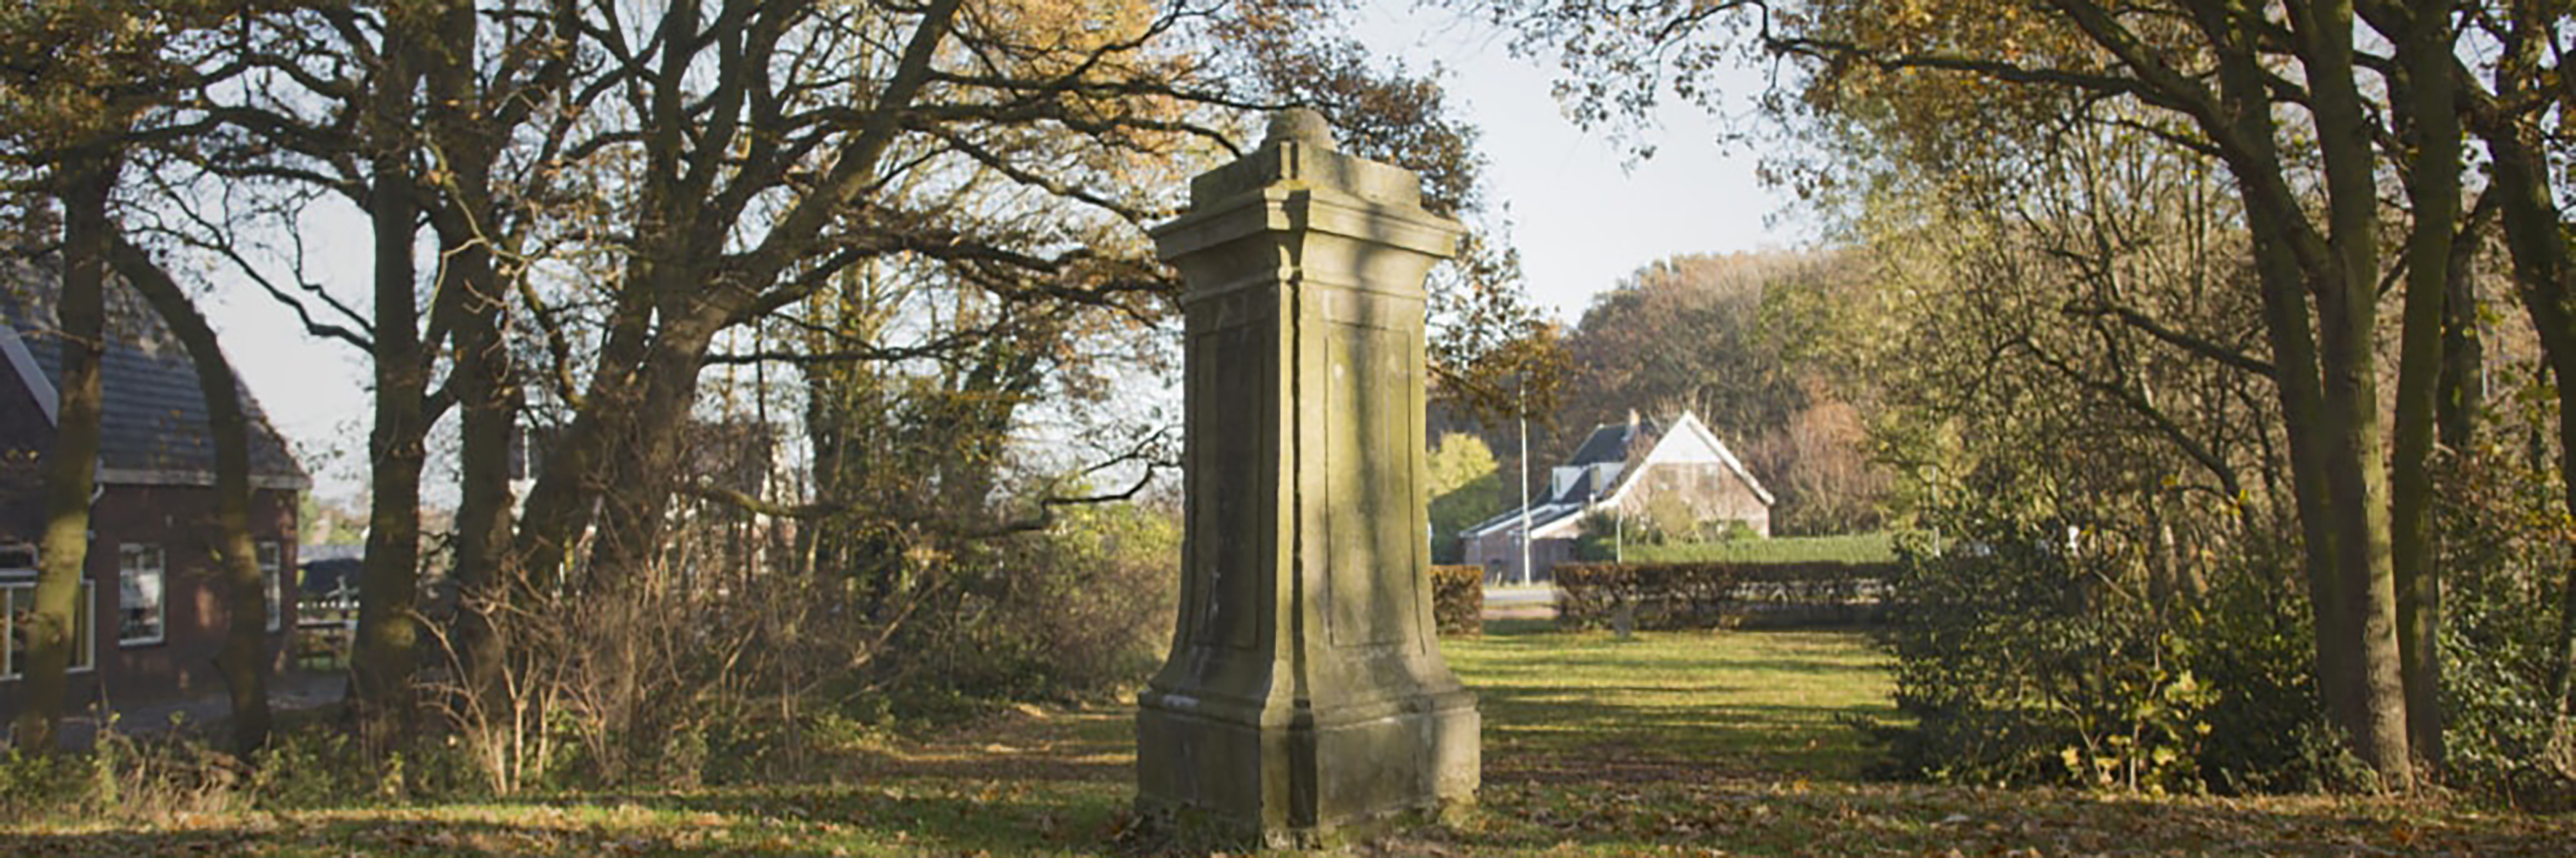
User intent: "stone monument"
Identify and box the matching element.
[1135,108,1480,847]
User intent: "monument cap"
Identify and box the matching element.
[1179,107,1432,211]
[1265,107,1336,150]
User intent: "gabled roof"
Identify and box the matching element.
[1459,410,1770,540]
[1458,418,1654,540]
[1458,500,1588,542]
[1625,412,1773,508]
[0,258,308,491]
[1564,415,1656,468]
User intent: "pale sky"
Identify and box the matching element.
[1348,6,1800,316]
[199,9,1800,501]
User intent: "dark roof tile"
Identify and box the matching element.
[0,259,307,484]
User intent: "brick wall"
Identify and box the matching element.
[0,483,298,724]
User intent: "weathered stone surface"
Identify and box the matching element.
[1135,108,1480,847]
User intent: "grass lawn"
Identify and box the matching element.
[5,622,2569,855]
[1622,532,1899,565]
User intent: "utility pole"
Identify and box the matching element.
[1516,379,1531,587]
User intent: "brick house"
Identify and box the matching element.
[0,266,305,730]
[1461,411,1772,583]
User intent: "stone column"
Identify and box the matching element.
[1135,108,1480,847]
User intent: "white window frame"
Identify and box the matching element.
[257,541,284,633]
[4,573,97,681]
[118,543,166,647]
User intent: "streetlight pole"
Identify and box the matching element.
[1517,379,1531,587]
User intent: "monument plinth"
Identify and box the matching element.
[1135,109,1480,847]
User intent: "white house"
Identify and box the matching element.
[1460,411,1773,583]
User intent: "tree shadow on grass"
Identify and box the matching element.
[1477,617,1560,636]
[1474,683,1879,782]
[835,704,1136,785]
[1410,777,2576,857]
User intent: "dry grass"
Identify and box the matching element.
[4,623,2570,856]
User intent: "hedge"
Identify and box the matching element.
[1430,565,1483,636]
[1622,532,1899,565]
[1554,561,1896,630]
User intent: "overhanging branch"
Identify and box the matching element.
[2061,299,2275,377]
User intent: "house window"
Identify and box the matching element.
[4,577,97,681]
[119,544,165,646]
[257,541,284,633]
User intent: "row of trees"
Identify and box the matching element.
[1476,0,2576,790]
[1,0,1554,787]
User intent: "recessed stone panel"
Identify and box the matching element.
[1324,321,1415,649]
[1187,317,1265,651]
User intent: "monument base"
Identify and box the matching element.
[1134,686,1479,849]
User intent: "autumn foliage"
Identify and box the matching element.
[1430,564,1485,637]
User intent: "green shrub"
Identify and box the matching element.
[0,747,85,816]
[244,721,481,806]
[246,726,366,809]
[1571,510,1622,561]
[1861,522,2348,795]
[2430,445,2576,806]
[0,715,497,822]
[1431,565,1483,636]
[870,502,1181,713]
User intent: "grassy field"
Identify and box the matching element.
[4,622,2569,855]
[1621,532,1900,565]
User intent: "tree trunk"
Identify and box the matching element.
[2288,0,2412,786]
[10,151,117,753]
[572,318,721,753]
[113,236,271,755]
[351,33,428,753]
[505,286,654,591]
[2199,0,2412,782]
[581,334,713,591]
[2386,0,2460,776]
[447,251,516,737]
[423,0,519,742]
[2436,214,2482,453]
[2308,136,2417,795]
